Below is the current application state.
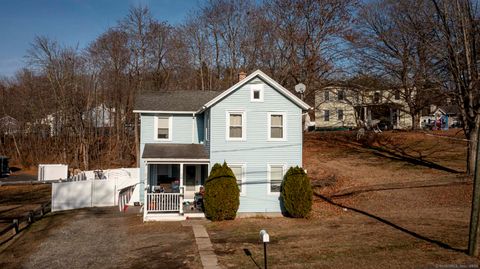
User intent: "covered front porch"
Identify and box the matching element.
[142,143,210,221]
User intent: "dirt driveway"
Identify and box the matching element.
[0,207,202,269]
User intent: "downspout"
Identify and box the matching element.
[192,113,195,144]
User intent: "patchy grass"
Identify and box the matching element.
[0,184,51,230]
[207,129,478,268]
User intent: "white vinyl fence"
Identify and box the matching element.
[51,168,140,212]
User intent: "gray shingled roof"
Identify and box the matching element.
[134,90,222,112]
[439,105,460,115]
[142,143,209,159]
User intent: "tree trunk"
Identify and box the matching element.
[411,113,420,130]
[467,116,480,175]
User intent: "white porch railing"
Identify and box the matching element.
[146,193,181,212]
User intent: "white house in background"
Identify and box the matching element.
[84,104,115,128]
[315,87,413,130]
[134,70,311,221]
[0,115,19,135]
[36,104,116,137]
[420,105,461,129]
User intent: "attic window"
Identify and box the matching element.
[251,85,264,102]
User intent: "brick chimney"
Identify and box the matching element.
[238,71,247,81]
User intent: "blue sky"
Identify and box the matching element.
[0,0,198,78]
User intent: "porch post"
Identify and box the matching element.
[179,163,184,214]
[143,161,148,221]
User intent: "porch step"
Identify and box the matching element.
[144,213,186,221]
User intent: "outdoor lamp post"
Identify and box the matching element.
[259,229,270,269]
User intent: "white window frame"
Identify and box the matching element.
[267,163,286,195]
[226,110,246,141]
[154,115,172,141]
[267,112,287,141]
[229,163,247,196]
[250,84,264,102]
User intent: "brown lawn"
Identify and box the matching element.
[1,129,479,268]
[207,129,479,268]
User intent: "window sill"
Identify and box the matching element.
[267,138,287,142]
[226,138,246,142]
[154,139,172,142]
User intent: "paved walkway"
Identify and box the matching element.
[183,220,221,269]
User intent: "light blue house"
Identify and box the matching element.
[133,70,311,221]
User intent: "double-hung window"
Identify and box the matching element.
[155,116,171,141]
[268,164,285,194]
[324,110,330,121]
[324,91,330,101]
[268,112,286,140]
[230,164,246,195]
[226,111,245,140]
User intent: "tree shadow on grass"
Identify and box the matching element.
[334,136,462,174]
[314,192,466,254]
[365,144,461,173]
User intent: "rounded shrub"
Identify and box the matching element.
[281,166,312,218]
[204,162,240,221]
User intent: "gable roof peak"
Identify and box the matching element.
[199,69,311,112]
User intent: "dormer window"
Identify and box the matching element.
[251,85,264,102]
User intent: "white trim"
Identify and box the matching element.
[134,110,196,114]
[144,159,210,163]
[267,163,286,195]
[226,110,246,141]
[250,84,264,102]
[229,163,247,196]
[153,115,172,142]
[198,70,311,112]
[267,112,287,141]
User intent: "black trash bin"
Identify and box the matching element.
[0,156,9,177]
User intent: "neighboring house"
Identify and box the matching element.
[315,87,413,130]
[0,116,19,135]
[133,70,311,221]
[35,104,117,137]
[84,104,115,128]
[421,105,461,129]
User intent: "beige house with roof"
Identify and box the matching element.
[314,87,414,130]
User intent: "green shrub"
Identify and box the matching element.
[281,166,312,218]
[204,162,240,221]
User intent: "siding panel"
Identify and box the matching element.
[209,78,303,213]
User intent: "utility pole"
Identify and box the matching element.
[468,126,480,256]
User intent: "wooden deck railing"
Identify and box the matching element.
[146,193,181,212]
